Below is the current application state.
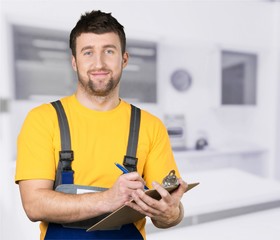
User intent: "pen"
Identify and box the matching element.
[114,162,149,190]
[114,162,129,174]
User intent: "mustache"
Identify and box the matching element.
[87,68,110,74]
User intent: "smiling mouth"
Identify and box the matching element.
[89,70,110,78]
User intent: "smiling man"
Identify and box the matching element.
[15,10,188,240]
[73,32,127,106]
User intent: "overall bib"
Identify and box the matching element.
[44,100,143,240]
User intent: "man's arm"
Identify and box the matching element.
[125,178,188,228]
[19,172,146,223]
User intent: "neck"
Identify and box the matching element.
[75,90,120,111]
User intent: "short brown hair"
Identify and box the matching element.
[69,10,126,56]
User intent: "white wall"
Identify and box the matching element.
[274,5,280,180]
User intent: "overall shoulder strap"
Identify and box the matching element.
[51,100,74,189]
[123,104,141,172]
[51,101,140,188]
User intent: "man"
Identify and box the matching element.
[15,10,188,239]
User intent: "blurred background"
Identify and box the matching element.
[1,0,280,239]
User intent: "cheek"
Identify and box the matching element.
[117,59,126,70]
[107,60,122,73]
[76,60,91,72]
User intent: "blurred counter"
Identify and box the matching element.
[173,146,268,177]
[146,168,280,236]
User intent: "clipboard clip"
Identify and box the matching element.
[162,170,179,188]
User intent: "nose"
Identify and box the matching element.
[93,53,105,69]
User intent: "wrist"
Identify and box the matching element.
[152,202,184,229]
[100,189,115,213]
[170,202,184,227]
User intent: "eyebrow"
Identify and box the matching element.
[103,44,118,50]
[80,45,93,53]
[80,44,118,53]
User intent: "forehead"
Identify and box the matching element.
[76,32,122,50]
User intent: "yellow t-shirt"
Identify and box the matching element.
[15,95,180,239]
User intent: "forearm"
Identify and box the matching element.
[23,188,112,223]
[19,180,117,224]
[151,202,184,229]
[19,173,145,224]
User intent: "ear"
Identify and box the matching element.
[122,52,129,68]
[71,56,77,71]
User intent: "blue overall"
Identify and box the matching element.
[45,101,143,239]
[45,222,143,239]
[44,171,143,240]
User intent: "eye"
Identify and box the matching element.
[105,49,114,54]
[83,51,93,56]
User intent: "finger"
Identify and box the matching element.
[125,180,146,190]
[129,189,161,217]
[175,178,188,195]
[125,200,148,216]
[121,172,147,187]
[121,171,140,180]
[152,181,172,202]
[179,178,188,192]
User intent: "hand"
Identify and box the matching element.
[104,172,147,212]
[125,178,188,227]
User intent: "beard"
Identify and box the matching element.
[77,69,122,97]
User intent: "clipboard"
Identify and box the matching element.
[87,182,199,232]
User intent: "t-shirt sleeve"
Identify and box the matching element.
[142,115,181,187]
[15,104,58,183]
